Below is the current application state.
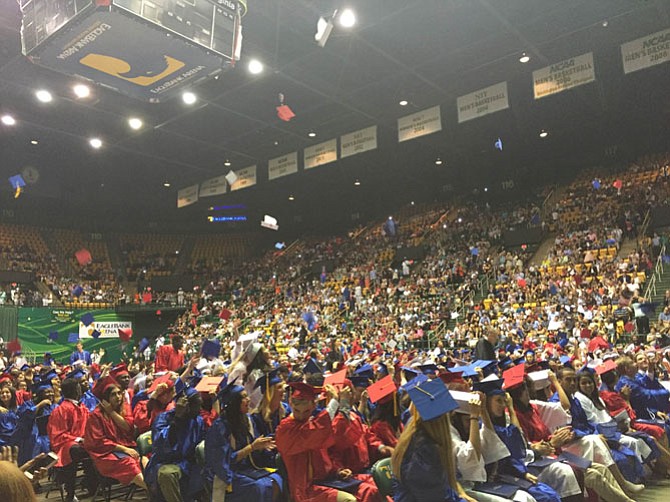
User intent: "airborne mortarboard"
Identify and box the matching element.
[118,328,133,342]
[201,339,221,359]
[72,285,84,297]
[472,377,505,396]
[276,104,295,121]
[8,174,25,189]
[74,248,93,267]
[81,313,95,327]
[67,332,79,343]
[595,359,618,376]
[367,375,397,404]
[288,381,321,401]
[48,331,59,341]
[502,364,525,390]
[303,358,324,375]
[406,377,458,421]
[138,337,151,352]
[91,329,101,339]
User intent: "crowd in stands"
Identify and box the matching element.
[1,153,670,501]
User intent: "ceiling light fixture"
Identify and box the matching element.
[288,194,295,201]
[30,139,38,145]
[35,89,53,103]
[182,91,197,105]
[308,131,316,137]
[338,8,356,28]
[73,84,90,98]
[224,159,231,167]
[128,117,143,130]
[435,157,443,165]
[399,100,408,106]
[89,137,102,149]
[519,52,530,63]
[1,114,16,126]
[248,59,264,74]
[539,129,548,138]
[163,181,171,187]
[354,179,361,186]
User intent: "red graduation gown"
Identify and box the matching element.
[83,407,140,485]
[370,420,400,448]
[154,345,185,372]
[47,399,89,467]
[276,411,339,502]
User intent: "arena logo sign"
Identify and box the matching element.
[79,321,132,339]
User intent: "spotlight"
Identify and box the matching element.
[73,84,90,98]
[308,131,316,138]
[182,91,197,105]
[248,59,264,74]
[354,179,361,186]
[519,52,530,63]
[435,158,443,165]
[30,139,39,145]
[224,159,231,167]
[399,100,408,106]
[35,90,53,103]
[1,115,16,126]
[163,181,171,187]
[539,130,548,138]
[89,138,102,149]
[339,8,356,28]
[288,195,295,201]
[128,117,143,130]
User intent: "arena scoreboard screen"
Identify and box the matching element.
[19,0,245,102]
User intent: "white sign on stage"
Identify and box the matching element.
[621,28,670,74]
[398,105,442,142]
[268,152,298,181]
[457,82,509,123]
[533,52,595,99]
[199,174,228,197]
[341,126,377,159]
[230,165,257,191]
[304,139,338,169]
[177,184,199,208]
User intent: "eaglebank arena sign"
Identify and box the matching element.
[80,321,133,339]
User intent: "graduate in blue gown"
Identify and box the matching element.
[480,378,561,502]
[145,385,206,502]
[250,369,291,440]
[205,377,282,501]
[0,385,20,446]
[17,376,58,465]
[391,376,475,502]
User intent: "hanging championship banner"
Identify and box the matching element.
[341,126,377,159]
[230,165,257,191]
[199,174,228,197]
[304,139,338,170]
[457,82,509,123]
[177,184,199,208]
[533,52,595,99]
[398,105,442,142]
[268,152,298,181]
[621,28,670,74]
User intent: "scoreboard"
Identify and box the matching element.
[19,0,246,102]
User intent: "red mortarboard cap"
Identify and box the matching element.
[7,339,21,354]
[118,328,133,342]
[0,372,12,386]
[439,370,465,385]
[503,364,526,390]
[195,376,225,394]
[276,104,295,122]
[148,374,174,394]
[75,248,93,266]
[219,308,232,320]
[110,363,129,378]
[91,376,119,400]
[613,179,623,190]
[288,382,321,401]
[367,375,397,404]
[323,368,347,389]
[596,359,618,376]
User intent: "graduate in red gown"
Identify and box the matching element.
[155,335,186,372]
[276,382,387,502]
[132,374,175,434]
[83,376,147,490]
[47,377,97,501]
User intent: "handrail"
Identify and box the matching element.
[644,244,666,302]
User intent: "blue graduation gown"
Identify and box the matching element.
[17,401,57,465]
[145,410,206,502]
[492,424,561,502]
[81,390,99,412]
[0,409,19,446]
[616,374,670,419]
[392,429,464,502]
[205,414,281,501]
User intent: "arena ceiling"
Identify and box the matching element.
[0,0,668,235]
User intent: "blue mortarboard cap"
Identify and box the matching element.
[72,285,84,297]
[91,329,101,339]
[498,356,513,370]
[401,373,428,392]
[402,366,420,381]
[377,363,389,376]
[32,377,52,394]
[418,363,439,376]
[217,376,243,406]
[354,363,374,378]
[66,368,86,380]
[8,174,26,189]
[254,368,283,394]
[42,370,58,382]
[20,364,30,372]
[472,378,505,396]
[138,338,150,352]
[303,358,324,375]
[350,376,372,388]
[472,360,497,374]
[48,331,59,341]
[201,339,221,359]
[81,313,94,327]
[68,332,79,343]
[559,355,572,366]
[174,378,186,397]
[406,377,458,421]
[453,364,479,378]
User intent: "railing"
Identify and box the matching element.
[644,244,666,302]
[637,209,652,252]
